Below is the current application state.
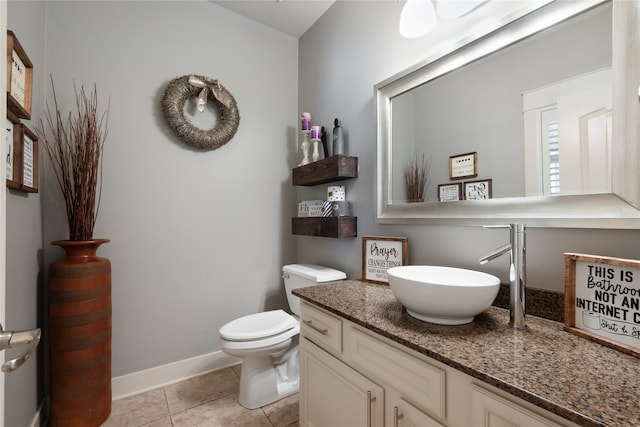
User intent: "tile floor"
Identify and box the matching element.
[102,365,299,427]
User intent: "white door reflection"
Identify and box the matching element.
[523,68,612,196]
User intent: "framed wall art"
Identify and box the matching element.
[19,124,38,193]
[449,152,477,179]
[7,31,33,119]
[5,112,39,193]
[6,109,21,190]
[362,236,408,284]
[564,253,640,358]
[464,179,492,200]
[438,183,463,202]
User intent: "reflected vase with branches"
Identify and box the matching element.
[404,151,431,203]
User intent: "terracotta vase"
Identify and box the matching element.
[48,239,111,427]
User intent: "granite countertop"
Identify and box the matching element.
[293,280,640,427]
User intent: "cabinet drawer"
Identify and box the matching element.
[349,327,446,421]
[471,383,564,427]
[300,302,342,354]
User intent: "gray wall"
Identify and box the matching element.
[42,1,299,376]
[6,2,46,426]
[7,1,299,424]
[297,1,640,291]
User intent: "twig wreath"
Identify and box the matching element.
[161,75,240,150]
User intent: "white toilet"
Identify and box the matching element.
[219,263,346,409]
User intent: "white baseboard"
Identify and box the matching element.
[111,350,240,400]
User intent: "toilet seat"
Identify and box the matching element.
[220,309,298,341]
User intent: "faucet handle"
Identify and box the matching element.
[483,224,525,231]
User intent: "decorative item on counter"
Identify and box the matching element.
[327,185,346,201]
[332,118,345,156]
[311,125,321,162]
[564,253,640,359]
[301,112,311,131]
[298,200,324,217]
[362,236,409,284]
[404,151,430,202]
[321,126,329,158]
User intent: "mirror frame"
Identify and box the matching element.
[375,0,640,228]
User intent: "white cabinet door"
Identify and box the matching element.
[300,337,383,427]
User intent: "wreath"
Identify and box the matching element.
[161,75,240,150]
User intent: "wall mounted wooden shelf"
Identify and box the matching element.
[291,155,358,238]
[292,217,357,238]
[292,155,358,186]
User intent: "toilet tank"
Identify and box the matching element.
[282,264,346,316]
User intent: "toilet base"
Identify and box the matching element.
[237,338,300,409]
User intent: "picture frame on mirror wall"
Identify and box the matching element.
[438,182,463,202]
[362,236,408,285]
[464,179,492,200]
[449,151,477,179]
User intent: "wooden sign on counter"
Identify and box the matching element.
[564,253,640,358]
[362,236,408,284]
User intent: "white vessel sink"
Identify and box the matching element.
[387,266,500,325]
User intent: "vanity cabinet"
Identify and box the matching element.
[291,155,357,238]
[299,301,579,427]
[300,339,384,427]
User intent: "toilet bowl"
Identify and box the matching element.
[218,264,346,409]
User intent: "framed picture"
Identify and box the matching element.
[438,183,462,202]
[464,179,492,200]
[362,236,408,284]
[19,124,38,193]
[5,114,39,193]
[7,31,33,119]
[564,253,640,359]
[6,110,21,190]
[449,152,477,179]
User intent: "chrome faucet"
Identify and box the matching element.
[478,224,526,329]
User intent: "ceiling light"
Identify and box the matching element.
[399,0,438,38]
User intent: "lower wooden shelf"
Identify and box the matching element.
[292,217,357,238]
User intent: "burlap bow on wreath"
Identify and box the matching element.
[161,74,240,150]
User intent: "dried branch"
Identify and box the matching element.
[36,76,110,241]
[404,151,430,202]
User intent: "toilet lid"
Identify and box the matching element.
[219,309,298,341]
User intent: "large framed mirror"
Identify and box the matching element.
[375,0,640,228]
